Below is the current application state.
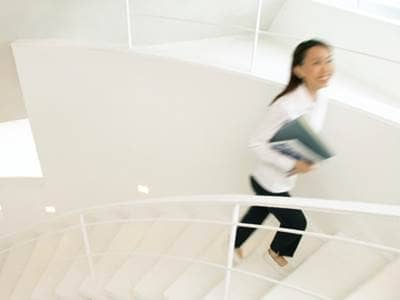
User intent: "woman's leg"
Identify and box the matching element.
[234,205,269,249]
[234,177,288,249]
[268,207,307,257]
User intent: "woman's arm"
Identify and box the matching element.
[287,160,314,176]
[248,103,298,173]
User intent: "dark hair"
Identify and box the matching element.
[270,39,331,105]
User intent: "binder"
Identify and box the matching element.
[270,116,334,162]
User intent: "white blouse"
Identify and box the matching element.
[249,84,328,193]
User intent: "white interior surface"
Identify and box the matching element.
[2,40,397,237]
[0,0,399,298]
[1,0,400,123]
[0,119,42,177]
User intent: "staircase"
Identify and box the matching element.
[2,0,400,298]
[0,202,397,300]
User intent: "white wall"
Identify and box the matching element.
[268,0,400,106]
[0,43,26,122]
[295,101,400,204]
[4,40,274,235]
[0,0,286,123]
[5,40,400,237]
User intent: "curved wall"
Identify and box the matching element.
[2,40,399,236]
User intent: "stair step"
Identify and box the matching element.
[205,243,283,300]
[31,228,83,300]
[260,233,390,300]
[55,222,121,300]
[105,217,188,300]
[0,251,9,273]
[132,222,227,300]
[163,229,230,300]
[79,221,154,300]
[204,215,324,300]
[344,256,400,300]
[78,206,159,300]
[0,240,36,299]
[9,233,61,300]
[204,215,279,300]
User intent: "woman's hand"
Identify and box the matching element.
[287,160,314,176]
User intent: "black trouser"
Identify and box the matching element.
[234,176,307,257]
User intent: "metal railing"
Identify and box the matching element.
[0,195,399,299]
[124,1,400,65]
[119,2,400,127]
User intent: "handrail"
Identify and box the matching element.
[72,195,400,217]
[1,195,399,243]
[131,13,400,65]
[3,214,398,258]
[250,0,264,72]
[224,204,240,300]
[0,198,397,299]
[256,30,400,65]
[0,196,400,254]
[125,0,133,48]
[0,220,333,299]
[82,217,400,255]
[80,215,95,282]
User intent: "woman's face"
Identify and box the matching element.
[295,46,334,91]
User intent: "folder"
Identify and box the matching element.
[270,116,334,162]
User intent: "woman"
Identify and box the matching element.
[235,39,334,267]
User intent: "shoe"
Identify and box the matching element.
[232,248,244,266]
[235,248,245,259]
[268,249,288,267]
[263,251,290,277]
